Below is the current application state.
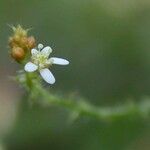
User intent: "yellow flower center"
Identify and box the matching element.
[31,52,52,69]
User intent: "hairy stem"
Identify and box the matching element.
[33,81,150,121]
[17,72,150,121]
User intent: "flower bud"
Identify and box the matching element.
[8,37,16,48]
[27,36,36,49]
[20,37,28,49]
[11,47,25,62]
[12,25,28,37]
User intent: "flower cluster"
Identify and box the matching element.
[9,25,69,84]
[9,25,36,62]
[24,44,69,84]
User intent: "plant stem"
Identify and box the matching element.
[33,81,150,121]
[17,73,150,121]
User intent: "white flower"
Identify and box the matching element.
[24,43,69,84]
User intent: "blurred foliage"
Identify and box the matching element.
[0,0,150,150]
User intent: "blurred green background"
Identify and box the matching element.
[0,0,150,149]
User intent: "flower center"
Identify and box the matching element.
[32,52,52,69]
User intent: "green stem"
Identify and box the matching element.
[17,73,150,121]
[33,81,150,121]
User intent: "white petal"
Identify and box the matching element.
[50,57,69,65]
[31,49,38,55]
[24,62,38,72]
[41,46,52,56]
[40,68,55,84]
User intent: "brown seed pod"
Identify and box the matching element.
[11,47,25,62]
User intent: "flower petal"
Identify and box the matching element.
[40,68,55,84]
[24,62,38,72]
[41,46,52,56]
[31,49,38,55]
[50,57,69,65]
